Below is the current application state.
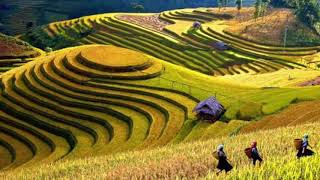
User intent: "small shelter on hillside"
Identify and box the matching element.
[192,21,202,29]
[188,21,202,34]
[210,41,231,51]
[193,97,226,123]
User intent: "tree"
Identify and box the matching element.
[261,0,271,17]
[236,0,242,13]
[223,0,228,8]
[267,0,320,32]
[295,0,320,30]
[131,3,145,13]
[270,0,298,8]
[254,0,270,19]
[218,0,223,11]
[26,22,33,31]
[254,0,262,19]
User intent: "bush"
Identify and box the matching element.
[295,0,320,29]
[286,24,320,46]
[45,47,53,52]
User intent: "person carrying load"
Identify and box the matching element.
[213,144,233,175]
[250,141,263,166]
[296,134,314,159]
[244,141,263,166]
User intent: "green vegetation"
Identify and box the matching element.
[236,0,243,12]
[0,42,319,172]
[21,21,93,50]
[269,0,320,32]
[22,10,312,77]
[237,102,263,120]
[254,0,270,18]
[287,24,320,46]
[1,7,320,179]
[131,3,145,13]
[295,0,320,33]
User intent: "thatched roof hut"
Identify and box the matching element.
[210,41,231,51]
[193,97,225,123]
[192,21,202,29]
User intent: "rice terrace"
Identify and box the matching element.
[1,0,320,179]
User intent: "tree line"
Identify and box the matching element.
[252,0,320,32]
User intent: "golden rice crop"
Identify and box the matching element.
[1,122,319,179]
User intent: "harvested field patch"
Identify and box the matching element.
[240,100,320,133]
[299,76,320,87]
[117,14,171,32]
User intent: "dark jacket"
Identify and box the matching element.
[217,150,233,172]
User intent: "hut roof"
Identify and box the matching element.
[193,21,201,28]
[193,97,224,116]
[210,41,230,50]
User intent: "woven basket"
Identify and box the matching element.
[212,151,219,160]
[294,139,302,150]
[244,148,252,159]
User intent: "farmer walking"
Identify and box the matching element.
[215,144,233,175]
[296,134,314,159]
[250,141,263,166]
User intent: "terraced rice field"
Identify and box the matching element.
[0,33,43,75]
[1,44,320,171]
[44,16,94,38]
[0,44,203,170]
[2,121,319,179]
[215,69,320,88]
[3,8,320,175]
[22,8,317,77]
[240,100,320,133]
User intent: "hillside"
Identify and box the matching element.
[215,69,320,87]
[0,33,42,75]
[0,44,320,171]
[21,8,320,77]
[1,6,320,177]
[0,0,218,35]
[222,8,320,47]
[1,121,318,179]
[0,33,40,58]
[0,44,202,169]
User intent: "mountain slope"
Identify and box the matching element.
[0,44,320,170]
[0,7,320,174]
[21,8,316,78]
[0,33,43,75]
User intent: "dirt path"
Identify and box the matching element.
[299,77,320,86]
